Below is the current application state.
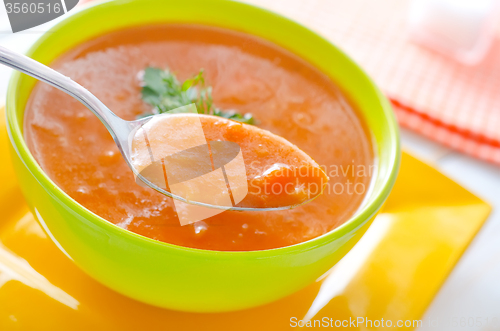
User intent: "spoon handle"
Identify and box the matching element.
[0,45,124,136]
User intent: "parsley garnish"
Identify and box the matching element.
[139,67,255,124]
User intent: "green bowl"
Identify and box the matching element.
[5,0,400,312]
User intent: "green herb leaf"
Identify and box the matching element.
[141,86,162,106]
[213,109,255,125]
[139,67,256,124]
[142,67,168,95]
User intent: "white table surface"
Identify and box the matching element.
[0,16,499,331]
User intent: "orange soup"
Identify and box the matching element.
[24,25,374,251]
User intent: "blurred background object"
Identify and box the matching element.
[246,0,500,166]
[408,0,500,65]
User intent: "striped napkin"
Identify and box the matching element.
[243,0,500,165]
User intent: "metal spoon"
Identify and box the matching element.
[0,45,325,212]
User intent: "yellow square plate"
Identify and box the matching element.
[0,107,491,330]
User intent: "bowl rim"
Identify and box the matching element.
[5,0,401,257]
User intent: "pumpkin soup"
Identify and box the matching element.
[24,24,374,251]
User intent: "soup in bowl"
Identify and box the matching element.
[6,0,399,312]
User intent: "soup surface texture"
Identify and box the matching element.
[24,25,374,251]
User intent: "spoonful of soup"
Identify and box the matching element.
[0,46,328,217]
